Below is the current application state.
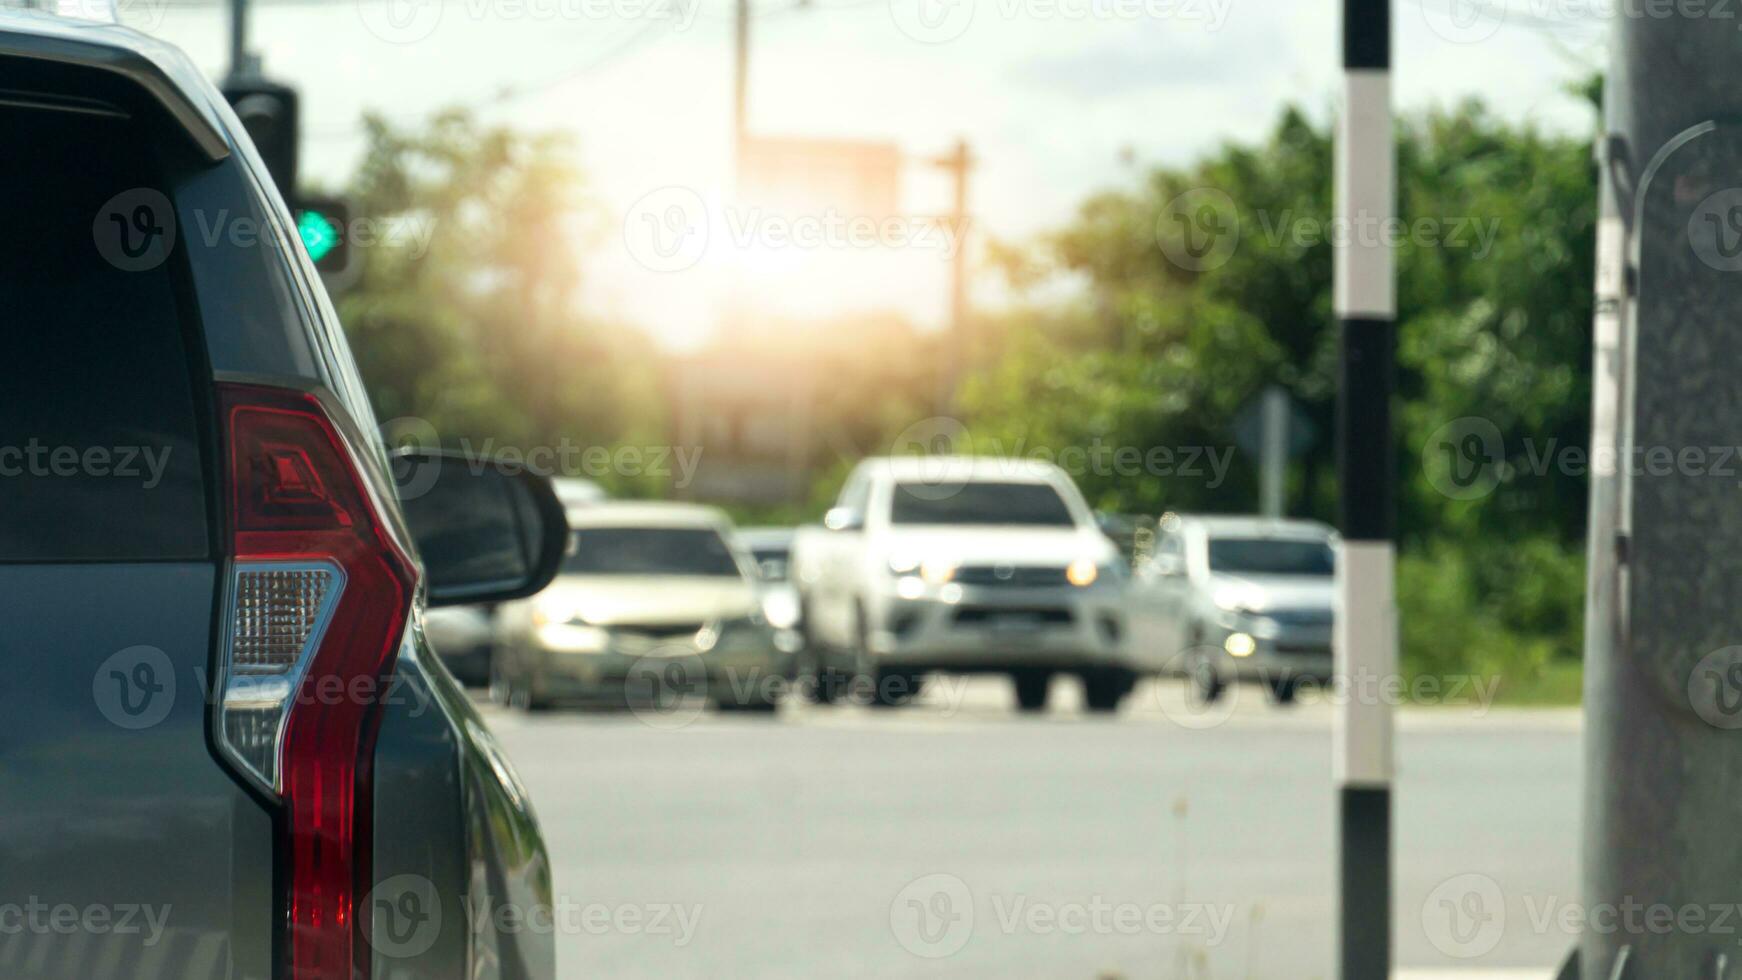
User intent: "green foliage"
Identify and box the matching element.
[337,110,667,496]
[961,88,1601,692]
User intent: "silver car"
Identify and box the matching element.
[493,503,799,711]
[1126,515,1337,703]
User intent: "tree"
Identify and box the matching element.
[958,90,1600,687]
[336,109,667,494]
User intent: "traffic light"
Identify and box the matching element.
[221,75,299,195]
[290,196,358,290]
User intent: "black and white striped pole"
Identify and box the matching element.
[1334,1,1394,979]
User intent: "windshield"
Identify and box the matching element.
[563,527,743,577]
[1207,537,1335,577]
[890,481,1076,527]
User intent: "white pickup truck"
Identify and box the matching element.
[790,456,1142,711]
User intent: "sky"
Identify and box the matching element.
[128,0,1605,348]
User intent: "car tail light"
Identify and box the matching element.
[214,383,417,980]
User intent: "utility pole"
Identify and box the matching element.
[228,0,250,79]
[1259,386,1288,519]
[1333,0,1394,978]
[931,139,972,410]
[733,0,750,162]
[1579,18,1742,980]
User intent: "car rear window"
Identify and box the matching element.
[0,105,210,561]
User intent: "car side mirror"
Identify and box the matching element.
[390,450,569,607]
[824,506,865,532]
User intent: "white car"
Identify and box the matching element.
[493,502,798,710]
[1125,514,1336,703]
[791,457,1137,711]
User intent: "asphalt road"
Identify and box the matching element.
[479,675,1581,979]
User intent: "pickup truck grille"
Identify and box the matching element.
[953,565,1070,588]
[953,606,1075,627]
[1265,607,1334,627]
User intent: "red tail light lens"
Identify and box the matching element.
[217,383,417,980]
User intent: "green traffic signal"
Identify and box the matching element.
[297,209,340,263]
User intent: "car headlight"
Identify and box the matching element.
[920,558,958,585]
[1066,559,1100,588]
[531,599,573,629]
[888,554,957,585]
[761,590,801,631]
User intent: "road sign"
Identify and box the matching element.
[1232,386,1317,460]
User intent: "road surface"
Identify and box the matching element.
[479,675,1580,979]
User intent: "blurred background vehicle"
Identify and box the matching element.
[1126,514,1337,705]
[553,475,608,509]
[737,525,804,634]
[423,603,498,686]
[1096,511,1159,570]
[493,502,797,711]
[790,457,1139,712]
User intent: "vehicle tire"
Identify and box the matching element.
[870,668,924,708]
[1081,667,1135,713]
[1012,669,1052,712]
[1189,657,1224,705]
[813,666,851,704]
[1267,676,1298,705]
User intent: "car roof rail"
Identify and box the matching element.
[0,13,231,162]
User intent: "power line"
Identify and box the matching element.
[286,0,876,142]
[1403,0,1607,41]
